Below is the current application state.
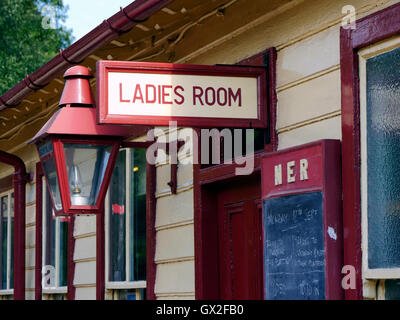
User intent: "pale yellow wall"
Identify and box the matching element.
[163,0,400,300]
[73,215,97,300]
[184,0,399,152]
[153,127,195,300]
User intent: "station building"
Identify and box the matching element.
[0,0,400,300]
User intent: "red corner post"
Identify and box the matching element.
[0,150,27,300]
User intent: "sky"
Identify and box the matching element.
[63,0,134,42]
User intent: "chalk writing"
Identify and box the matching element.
[263,192,325,300]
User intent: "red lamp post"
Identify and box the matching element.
[30,66,134,215]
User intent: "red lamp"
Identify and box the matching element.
[30,66,134,215]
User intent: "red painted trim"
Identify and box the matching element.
[97,61,268,129]
[194,47,277,299]
[267,48,278,151]
[237,47,278,151]
[198,152,263,186]
[35,163,44,300]
[193,152,220,299]
[67,215,76,300]
[30,106,144,143]
[339,2,400,300]
[0,150,27,300]
[323,140,343,300]
[96,209,105,300]
[122,141,153,149]
[13,167,26,300]
[53,138,70,215]
[122,140,185,152]
[146,162,157,300]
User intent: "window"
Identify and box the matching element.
[0,190,13,298]
[42,178,68,299]
[359,36,400,279]
[105,148,147,300]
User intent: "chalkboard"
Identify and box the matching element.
[263,192,325,300]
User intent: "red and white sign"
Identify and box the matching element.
[262,143,324,198]
[97,61,267,128]
[261,140,341,199]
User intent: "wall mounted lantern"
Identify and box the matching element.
[29,66,135,215]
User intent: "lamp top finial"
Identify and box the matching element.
[63,66,93,79]
[59,65,95,107]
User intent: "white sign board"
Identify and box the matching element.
[97,61,267,128]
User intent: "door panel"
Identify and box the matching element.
[217,176,262,299]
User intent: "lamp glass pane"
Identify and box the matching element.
[42,158,62,212]
[63,143,112,207]
[38,140,62,211]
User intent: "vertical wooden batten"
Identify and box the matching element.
[34,163,43,300]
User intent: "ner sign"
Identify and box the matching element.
[97,61,267,128]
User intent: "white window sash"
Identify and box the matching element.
[55,216,60,287]
[105,280,146,290]
[42,286,67,295]
[6,193,11,290]
[0,289,13,296]
[359,35,400,279]
[105,190,110,284]
[42,178,66,290]
[125,148,131,283]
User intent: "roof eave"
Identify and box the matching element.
[0,0,174,112]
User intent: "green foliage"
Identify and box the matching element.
[0,0,73,95]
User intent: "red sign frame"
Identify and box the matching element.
[261,139,343,300]
[96,61,268,128]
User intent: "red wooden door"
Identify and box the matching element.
[217,175,263,300]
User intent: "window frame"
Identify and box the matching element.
[0,189,14,295]
[41,177,68,295]
[340,1,400,299]
[359,35,400,279]
[105,147,147,295]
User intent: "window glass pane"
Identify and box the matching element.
[109,150,126,281]
[0,195,8,290]
[45,190,56,269]
[114,288,146,300]
[42,157,62,211]
[366,45,400,268]
[58,218,68,287]
[63,143,112,206]
[130,148,146,281]
[38,141,53,158]
[44,185,67,288]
